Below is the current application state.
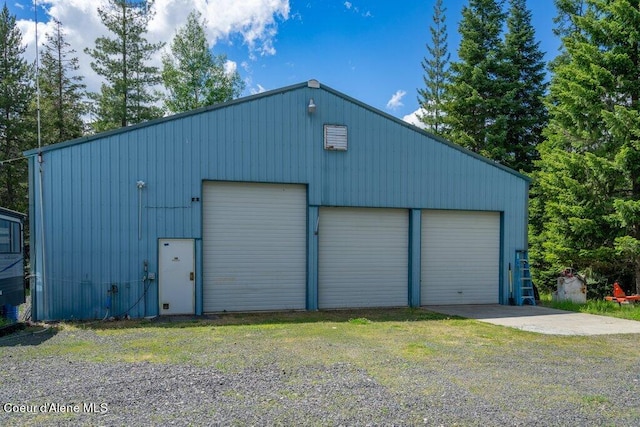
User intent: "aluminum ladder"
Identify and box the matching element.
[515,250,536,305]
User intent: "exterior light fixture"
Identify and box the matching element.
[308,98,316,114]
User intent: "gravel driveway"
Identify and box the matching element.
[1,321,639,426]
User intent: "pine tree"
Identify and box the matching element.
[162,10,244,114]
[501,0,548,173]
[0,5,34,213]
[553,0,587,39]
[443,0,506,159]
[528,0,586,290]
[39,19,87,145]
[534,0,640,294]
[85,0,164,132]
[417,0,450,134]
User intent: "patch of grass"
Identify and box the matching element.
[581,395,610,406]
[402,342,437,359]
[77,307,451,331]
[348,317,371,325]
[539,293,640,321]
[0,309,461,371]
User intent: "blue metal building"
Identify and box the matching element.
[26,80,529,321]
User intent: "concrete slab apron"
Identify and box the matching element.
[425,305,640,336]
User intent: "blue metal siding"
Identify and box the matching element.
[27,82,529,320]
[307,206,319,311]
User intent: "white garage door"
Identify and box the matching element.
[318,207,408,309]
[421,210,500,305]
[203,182,307,312]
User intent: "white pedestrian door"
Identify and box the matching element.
[159,239,195,315]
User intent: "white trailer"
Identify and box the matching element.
[0,208,26,316]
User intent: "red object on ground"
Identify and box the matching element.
[605,282,640,304]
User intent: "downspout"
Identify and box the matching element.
[38,154,47,320]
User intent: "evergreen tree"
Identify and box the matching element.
[501,0,548,173]
[529,0,586,290]
[533,0,640,294]
[39,19,87,145]
[0,5,34,213]
[417,0,450,134]
[552,0,587,39]
[162,10,244,114]
[85,0,164,132]
[443,0,507,160]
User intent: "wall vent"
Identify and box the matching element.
[324,125,348,151]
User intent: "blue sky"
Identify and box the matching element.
[8,0,559,124]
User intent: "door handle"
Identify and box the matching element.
[189,272,194,281]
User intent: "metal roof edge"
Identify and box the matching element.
[317,83,531,183]
[24,81,310,157]
[0,206,27,219]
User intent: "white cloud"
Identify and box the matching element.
[224,60,237,76]
[386,90,406,110]
[343,1,371,18]
[18,0,290,95]
[250,84,267,95]
[402,108,427,129]
[196,0,289,57]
